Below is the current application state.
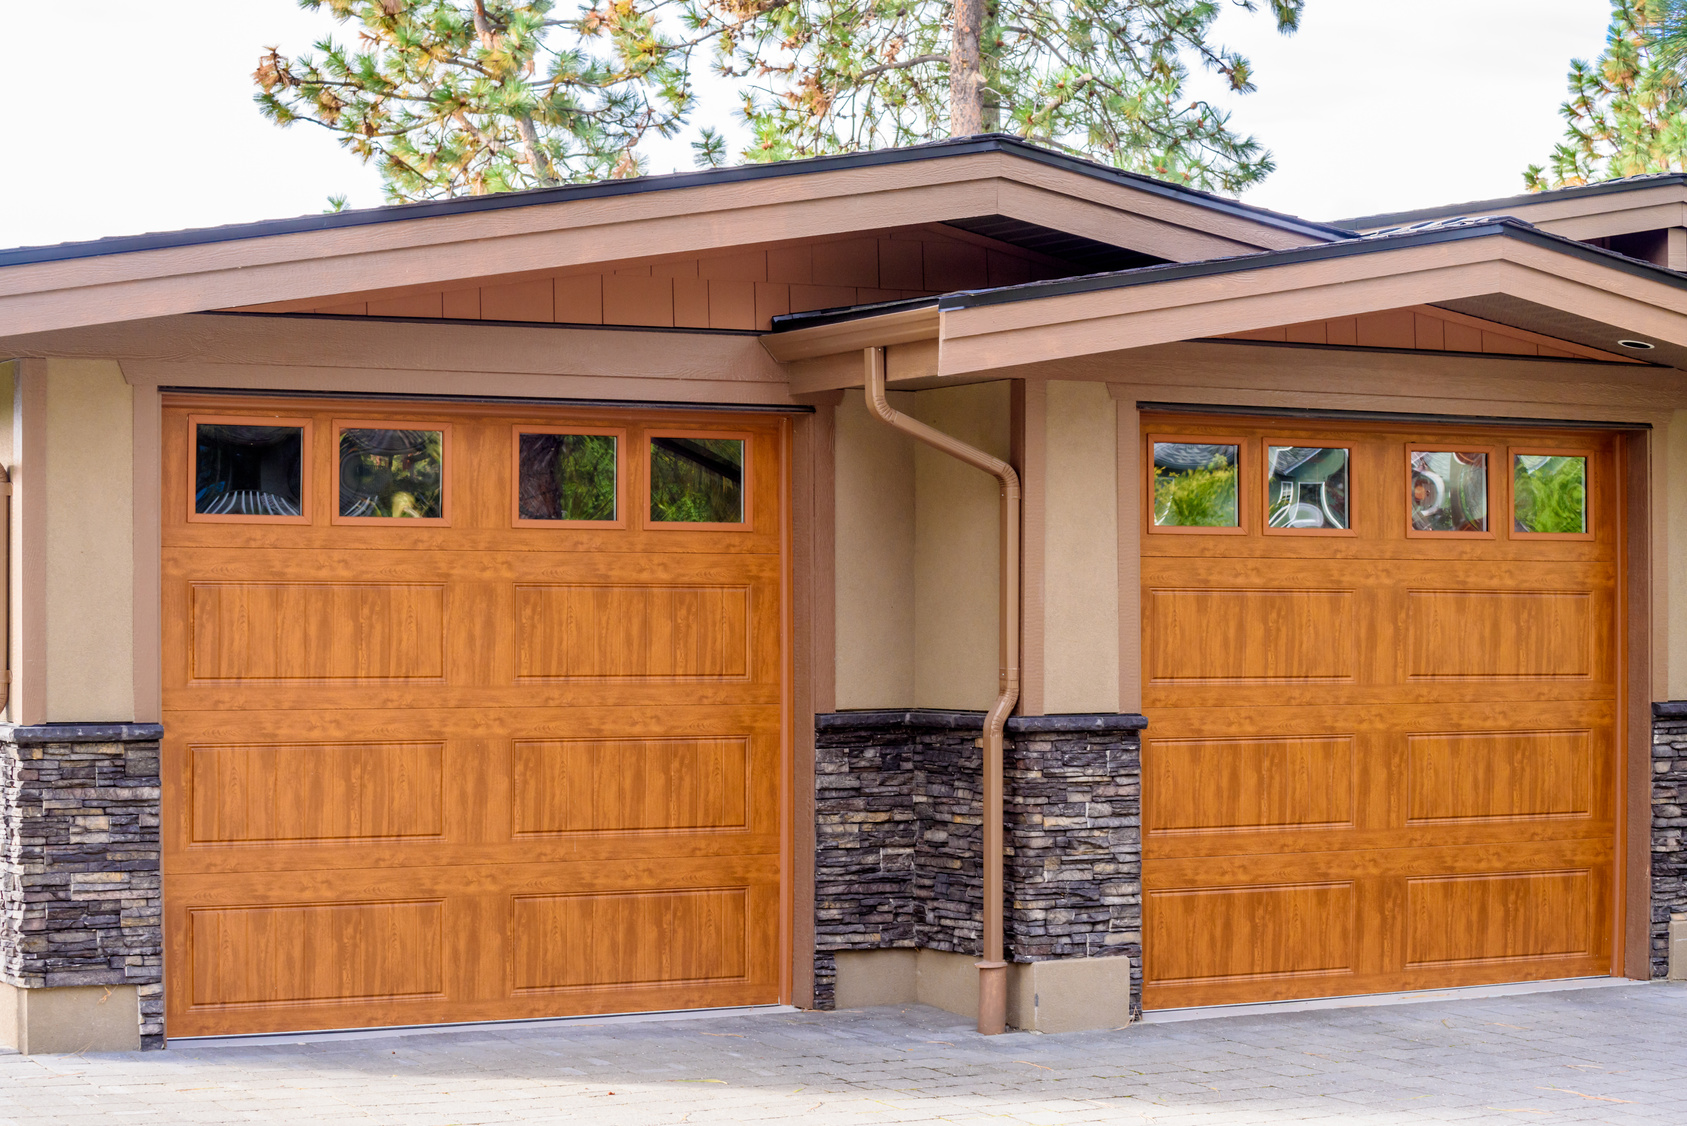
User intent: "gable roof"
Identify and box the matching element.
[0,135,1347,271]
[1340,175,1687,242]
[768,216,1687,378]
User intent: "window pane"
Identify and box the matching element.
[518,433,617,520]
[1514,454,1587,534]
[339,429,444,518]
[1268,446,1349,530]
[1152,442,1239,527]
[196,424,303,516]
[650,437,744,523]
[1410,450,1488,532]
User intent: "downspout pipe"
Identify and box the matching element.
[862,346,1020,1035]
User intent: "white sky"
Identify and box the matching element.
[0,1,1614,250]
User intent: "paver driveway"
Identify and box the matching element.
[4,982,1684,1125]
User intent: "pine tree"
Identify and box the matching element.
[689,0,1304,193]
[258,0,1303,201]
[255,0,698,200]
[1524,0,1687,190]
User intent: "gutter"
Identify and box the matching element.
[862,346,1020,1035]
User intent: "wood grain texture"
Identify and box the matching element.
[1141,414,1621,1010]
[161,395,788,1036]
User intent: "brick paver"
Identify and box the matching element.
[3,982,1684,1125]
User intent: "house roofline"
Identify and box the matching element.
[0,135,1350,271]
[932,218,1687,311]
[1336,174,1687,230]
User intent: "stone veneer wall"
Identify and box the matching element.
[0,724,164,1048]
[812,710,1143,1013]
[1653,705,1687,978]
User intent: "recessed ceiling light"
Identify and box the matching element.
[1618,339,1656,350]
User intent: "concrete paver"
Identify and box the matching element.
[2,982,1683,1125]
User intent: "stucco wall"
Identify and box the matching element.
[1042,381,1120,714]
[44,359,134,722]
[911,382,1010,711]
[834,392,916,709]
[833,382,1010,713]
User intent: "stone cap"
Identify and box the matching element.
[1654,701,1687,718]
[0,722,165,744]
[815,710,1147,733]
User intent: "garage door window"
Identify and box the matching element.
[1513,452,1589,536]
[1408,449,1490,535]
[649,434,746,526]
[336,424,449,523]
[515,429,621,524]
[190,417,310,524]
[1150,440,1241,532]
[1267,445,1350,532]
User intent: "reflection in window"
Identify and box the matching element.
[519,433,617,521]
[1514,454,1587,533]
[339,429,444,518]
[196,424,303,516]
[1410,450,1487,532]
[650,436,744,523]
[1268,446,1349,530]
[1152,442,1239,527]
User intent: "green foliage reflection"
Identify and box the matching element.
[651,437,744,523]
[1514,455,1587,534]
[520,433,616,520]
[1153,444,1238,527]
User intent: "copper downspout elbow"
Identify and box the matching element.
[862,347,1020,1035]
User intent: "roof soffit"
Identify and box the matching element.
[932,228,1687,376]
[0,146,1336,340]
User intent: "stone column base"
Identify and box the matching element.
[0,982,141,1054]
[832,948,1134,1033]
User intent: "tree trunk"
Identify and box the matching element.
[950,0,984,136]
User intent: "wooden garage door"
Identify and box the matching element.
[1140,414,1620,1010]
[161,396,787,1037]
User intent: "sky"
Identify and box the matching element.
[0,2,1615,250]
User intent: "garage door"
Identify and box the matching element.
[1140,413,1620,1010]
[161,395,787,1037]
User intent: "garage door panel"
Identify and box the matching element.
[163,399,789,1037]
[1142,416,1620,1009]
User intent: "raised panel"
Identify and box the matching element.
[512,888,748,991]
[1407,731,1592,824]
[1405,591,1591,679]
[513,737,749,835]
[516,584,750,679]
[1405,871,1592,966]
[1145,882,1355,983]
[189,742,445,843]
[190,582,445,680]
[1146,735,1354,834]
[189,900,444,1006]
[1146,589,1353,683]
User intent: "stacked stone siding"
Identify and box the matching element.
[812,710,1143,1013]
[1653,706,1687,979]
[0,724,165,1048]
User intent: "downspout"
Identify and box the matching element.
[862,346,1020,1035]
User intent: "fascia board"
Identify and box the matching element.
[936,236,1687,376]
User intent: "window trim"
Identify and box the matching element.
[1261,441,1357,539]
[330,419,453,526]
[643,428,753,532]
[1404,444,1497,540]
[187,414,313,526]
[1144,433,1248,536]
[1508,445,1596,541]
[510,425,627,528]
